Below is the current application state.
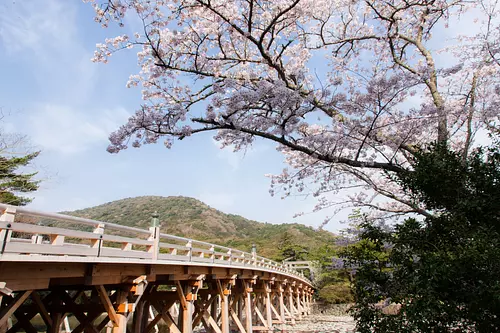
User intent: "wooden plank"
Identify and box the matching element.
[0,222,101,240]
[101,234,153,247]
[99,247,153,259]
[158,243,190,251]
[190,257,213,264]
[3,242,97,256]
[96,285,120,326]
[157,253,188,261]
[0,290,32,327]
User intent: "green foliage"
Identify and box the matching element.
[344,143,500,332]
[277,231,308,261]
[65,196,337,260]
[0,152,40,206]
[318,283,354,304]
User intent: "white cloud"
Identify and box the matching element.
[0,0,96,104]
[26,104,129,154]
[0,0,76,54]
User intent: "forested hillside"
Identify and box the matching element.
[64,196,337,260]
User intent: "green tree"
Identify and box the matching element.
[0,152,40,206]
[343,141,500,332]
[277,231,308,261]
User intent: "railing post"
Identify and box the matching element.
[0,208,15,255]
[149,212,160,261]
[227,249,232,265]
[186,240,192,261]
[251,243,257,267]
[210,246,215,263]
[92,223,105,257]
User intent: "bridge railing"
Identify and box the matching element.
[0,203,308,281]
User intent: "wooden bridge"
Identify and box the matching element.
[0,204,314,333]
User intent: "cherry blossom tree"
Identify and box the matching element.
[85,0,500,223]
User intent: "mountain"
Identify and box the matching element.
[63,196,337,260]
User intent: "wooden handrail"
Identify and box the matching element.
[0,203,309,283]
[0,203,150,235]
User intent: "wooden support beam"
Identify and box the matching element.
[253,305,268,329]
[96,285,120,327]
[269,301,281,323]
[31,291,52,328]
[210,294,218,333]
[229,306,247,333]
[152,301,182,333]
[192,294,216,328]
[145,313,162,333]
[13,310,38,333]
[6,290,57,333]
[0,290,32,328]
[57,290,100,333]
[70,311,102,333]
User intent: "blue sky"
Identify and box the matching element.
[0,0,343,231]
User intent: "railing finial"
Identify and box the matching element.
[151,211,160,228]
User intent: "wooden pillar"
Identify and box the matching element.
[49,312,62,333]
[133,300,147,333]
[278,287,286,329]
[264,282,273,333]
[182,299,193,333]
[113,290,128,333]
[176,279,202,333]
[295,288,302,318]
[287,287,295,321]
[301,289,307,315]
[178,282,193,333]
[218,280,230,333]
[244,281,253,333]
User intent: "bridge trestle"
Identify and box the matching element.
[0,263,313,333]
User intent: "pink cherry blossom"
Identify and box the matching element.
[85,0,500,222]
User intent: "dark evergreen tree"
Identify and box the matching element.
[0,152,40,206]
[342,141,500,332]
